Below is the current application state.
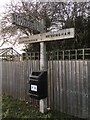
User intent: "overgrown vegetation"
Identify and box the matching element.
[1,95,87,119]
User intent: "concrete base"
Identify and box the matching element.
[39,98,47,113]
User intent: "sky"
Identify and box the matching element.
[0,0,20,13]
[0,0,11,13]
[0,0,24,54]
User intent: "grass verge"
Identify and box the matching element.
[1,95,87,120]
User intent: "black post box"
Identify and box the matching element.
[29,71,47,100]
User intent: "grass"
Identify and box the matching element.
[1,95,87,119]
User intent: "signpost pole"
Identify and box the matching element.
[40,42,47,113]
[40,42,47,71]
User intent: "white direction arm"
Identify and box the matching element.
[19,28,75,44]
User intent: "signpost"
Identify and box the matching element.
[18,28,74,113]
[12,13,46,32]
[12,13,75,114]
[19,28,74,44]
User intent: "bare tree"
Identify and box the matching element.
[0,0,89,49]
[0,0,42,46]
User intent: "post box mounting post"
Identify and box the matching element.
[39,42,47,113]
[40,42,47,71]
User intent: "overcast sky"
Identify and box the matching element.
[0,0,11,6]
[0,0,20,13]
[0,0,11,13]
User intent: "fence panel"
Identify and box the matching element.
[2,60,40,107]
[48,60,89,118]
[2,60,90,118]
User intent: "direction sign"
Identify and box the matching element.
[12,13,46,32]
[19,28,74,44]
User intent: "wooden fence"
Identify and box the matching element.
[1,60,90,119]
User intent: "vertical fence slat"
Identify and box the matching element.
[53,61,57,111]
[21,61,25,100]
[82,61,88,118]
[24,61,28,101]
[87,61,90,118]
[61,60,66,113]
[12,62,16,98]
[71,61,76,116]
[22,61,25,100]
[66,61,69,114]
[75,61,80,117]
[15,62,17,99]
[9,62,12,96]
[16,62,20,100]
[2,62,5,95]
[58,61,62,112]
[5,62,8,96]
[68,61,72,115]
[5,62,7,96]
[15,62,18,99]
[56,61,60,111]
[79,61,83,117]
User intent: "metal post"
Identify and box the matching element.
[40,42,47,113]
